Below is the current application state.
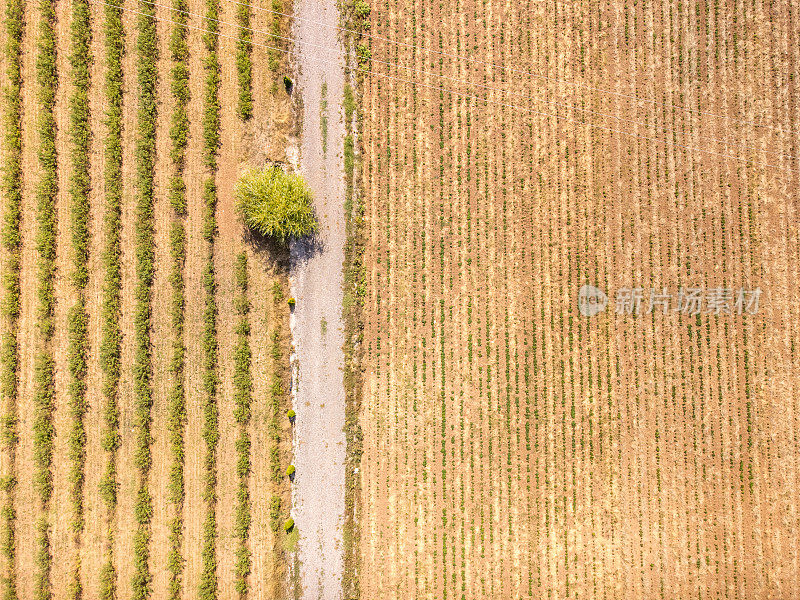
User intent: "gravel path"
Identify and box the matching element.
[289,0,347,597]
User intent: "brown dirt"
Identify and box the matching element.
[51,0,78,593]
[214,0,244,594]
[147,4,178,597]
[78,0,112,594]
[14,0,44,595]
[179,0,210,593]
[112,1,145,596]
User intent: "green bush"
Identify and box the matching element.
[353,0,369,18]
[235,166,317,243]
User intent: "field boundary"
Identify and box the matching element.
[337,1,369,598]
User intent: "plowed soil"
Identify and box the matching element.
[357,0,800,598]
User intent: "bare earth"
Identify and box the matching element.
[290,0,347,597]
[357,0,800,598]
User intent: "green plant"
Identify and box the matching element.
[353,0,370,19]
[232,253,252,595]
[99,559,115,600]
[166,2,189,598]
[269,495,281,531]
[33,0,58,592]
[321,82,328,154]
[65,3,92,594]
[235,0,252,119]
[131,1,158,596]
[267,0,285,70]
[356,43,371,65]
[199,1,221,597]
[98,3,125,595]
[34,517,51,600]
[271,281,284,302]
[236,166,317,243]
[283,518,294,532]
[1,0,24,594]
[343,83,355,124]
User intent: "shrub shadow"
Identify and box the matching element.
[243,228,291,272]
[288,231,325,270]
[243,228,323,275]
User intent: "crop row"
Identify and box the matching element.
[66,0,92,596]
[198,183,219,598]
[33,0,58,596]
[0,0,23,594]
[166,0,189,597]
[199,0,221,596]
[131,1,158,597]
[266,0,284,73]
[232,254,252,595]
[98,3,125,599]
[235,0,252,119]
[267,283,289,554]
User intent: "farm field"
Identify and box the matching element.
[353,0,800,598]
[0,0,296,597]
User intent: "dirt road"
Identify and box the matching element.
[289,0,347,597]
